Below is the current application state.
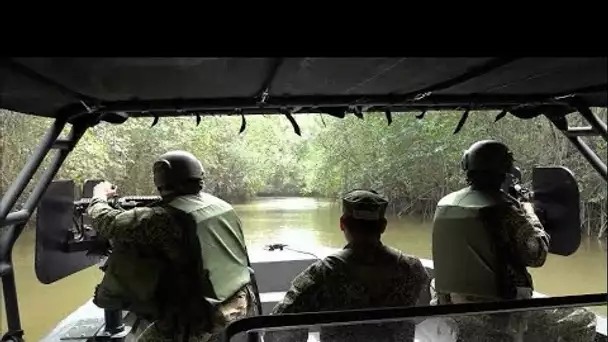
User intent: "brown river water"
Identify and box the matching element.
[2,197,607,340]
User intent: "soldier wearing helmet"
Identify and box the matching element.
[265,189,430,342]
[87,151,256,342]
[431,140,550,340]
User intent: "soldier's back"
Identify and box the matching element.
[316,244,429,342]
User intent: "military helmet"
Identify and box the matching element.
[153,150,204,191]
[461,140,514,174]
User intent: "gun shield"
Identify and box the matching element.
[532,166,582,256]
[35,180,103,284]
[83,179,105,198]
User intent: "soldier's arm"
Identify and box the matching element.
[87,197,173,245]
[264,262,326,342]
[411,259,432,306]
[503,201,550,268]
[272,261,326,314]
[397,256,431,307]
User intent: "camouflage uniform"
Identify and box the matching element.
[437,196,550,305]
[134,286,256,342]
[264,190,431,342]
[442,307,597,342]
[87,196,256,342]
[434,195,596,341]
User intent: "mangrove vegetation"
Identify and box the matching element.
[1,109,606,238]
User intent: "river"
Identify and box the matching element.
[3,197,607,341]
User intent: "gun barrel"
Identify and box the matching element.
[74,195,162,209]
[120,196,162,202]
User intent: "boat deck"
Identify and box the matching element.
[40,250,607,342]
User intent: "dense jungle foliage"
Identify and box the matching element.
[1,109,606,238]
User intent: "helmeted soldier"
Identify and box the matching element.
[87,151,257,342]
[431,140,551,341]
[433,140,549,303]
[264,189,430,342]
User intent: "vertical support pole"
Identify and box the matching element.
[564,135,608,181]
[547,111,608,182]
[0,117,91,342]
[1,262,23,340]
[0,119,66,222]
[103,310,125,335]
[1,122,89,256]
[577,105,608,143]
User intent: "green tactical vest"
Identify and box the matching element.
[166,193,252,305]
[94,193,251,317]
[432,187,511,300]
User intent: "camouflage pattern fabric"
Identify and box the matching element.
[135,286,257,342]
[264,244,431,342]
[497,199,550,289]
[447,311,529,342]
[433,197,544,341]
[439,197,550,303]
[432,279,598,342]
[87,197,257,342]
[341,189,388,221]
[523,307,597,342]
[442,307,597,342]
[433,198,596,341]
[87,197,182,253]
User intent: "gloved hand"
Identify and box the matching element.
[521,202,536,215]
[93,181,117,200]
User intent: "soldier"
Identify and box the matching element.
[87,151,257,342]
[431,140,551,341]
[264,189,431,342]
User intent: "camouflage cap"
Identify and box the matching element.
[342,189,389,221]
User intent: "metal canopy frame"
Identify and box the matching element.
[64,94,598,117]
[0,101,606,342]
[0,112,94,342]
[545,102,608,180]
[0,59,607,341]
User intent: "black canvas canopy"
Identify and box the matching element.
[1,57,606,119]
[1,57,608,342]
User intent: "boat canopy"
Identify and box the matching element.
[0,58,606,120]
[0,57,607,342]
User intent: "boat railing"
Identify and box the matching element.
[221,293,608,342]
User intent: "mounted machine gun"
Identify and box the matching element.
[34,179,163,341]
[36,179,265,341]
[60,180,162,256]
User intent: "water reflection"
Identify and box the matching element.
[242,197,332,212]
[234,198,342,252]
